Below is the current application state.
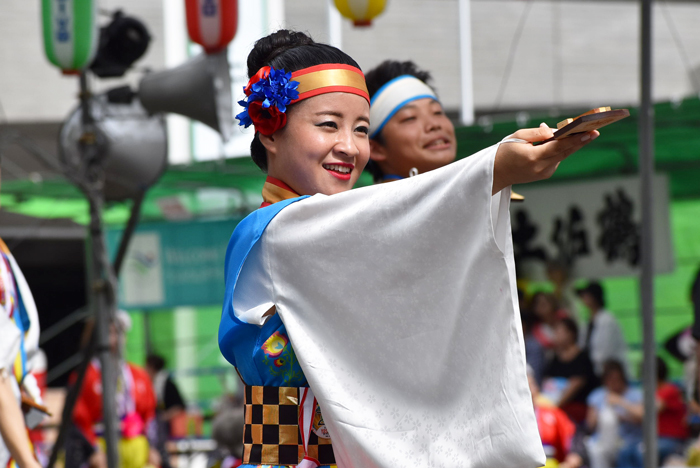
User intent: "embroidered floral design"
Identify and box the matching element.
[262,331,288,357]
[260,331,304,385]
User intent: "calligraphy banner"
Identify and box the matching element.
[510,174,673,279]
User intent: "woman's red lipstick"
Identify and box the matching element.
[322,162,354,181]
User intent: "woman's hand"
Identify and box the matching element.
[492,123,599,194]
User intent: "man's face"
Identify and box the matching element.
[370,98,456,178]
[580,291,598,311]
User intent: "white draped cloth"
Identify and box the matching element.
[233,144,545,467]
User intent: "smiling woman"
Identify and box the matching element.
[261,93,370,196]
[218,29,598,468]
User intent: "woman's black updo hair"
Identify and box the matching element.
[245,30,362,172]
[363,60,437,182]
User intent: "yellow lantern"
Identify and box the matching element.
[334,0,386,27]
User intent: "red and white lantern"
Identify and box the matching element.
[185,0,238,54]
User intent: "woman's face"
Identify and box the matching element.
[264,92,370,196]
[553,322,573,348]
[370,98,456,177]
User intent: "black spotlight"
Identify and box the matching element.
[90,10,151,78]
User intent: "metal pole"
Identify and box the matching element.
[639,1,657,468]
[458,0,475,126]
[327,0,342,50]
[78,72,121,468]
[47,331,96,468]
[88,193,120,468]
[113,191,146,277]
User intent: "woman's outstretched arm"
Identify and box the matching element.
[492,123,599,195]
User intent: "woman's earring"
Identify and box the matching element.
[409,168,419,177]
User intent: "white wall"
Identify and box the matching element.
[0,0,165,123]
[3,0,700,124]
[288,0,700,112]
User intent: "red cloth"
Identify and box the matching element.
[71,361,156,445]
[536,404,576,462]
[657,382,688,439]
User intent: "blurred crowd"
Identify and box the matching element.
[59,312,244,468]
[520,270,700,468]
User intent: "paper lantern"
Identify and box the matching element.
[334,0,386,27]
[185,0,238,54]
[41,0,99,73]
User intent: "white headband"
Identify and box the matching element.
[369,75,438,139]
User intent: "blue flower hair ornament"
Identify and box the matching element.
[235,66,300,136]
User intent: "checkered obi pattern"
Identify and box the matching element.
[243,385,336,466]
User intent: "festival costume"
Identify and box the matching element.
[219,149,544,468]
[221,63,544,467]
[0,238,42,468]
[221,177,337,468]
[72,360,156,468]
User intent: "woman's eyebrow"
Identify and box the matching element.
[315,111,343,118]
[315,110,369,124]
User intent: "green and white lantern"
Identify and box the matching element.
[41,0,98,73]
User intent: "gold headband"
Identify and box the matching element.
[292,64,369,103]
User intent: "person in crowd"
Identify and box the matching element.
[522,307,546,386]
[0,230,42,468]
[655,356,688,464]
[145,354,186,468]
[576,280,628,376]
[681,265,700,466]
[546,260,579,319]
[690,267,700,433]
[72,311,158,468]
[542,317,597,424]
[527,366,585,468]
[210,403,244,468]
[585,359,643,468]
[692,266,700,342]
[664,325,697,405]
[531,291,568,349]
[219,29,598,467]
[145,354,186,429]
